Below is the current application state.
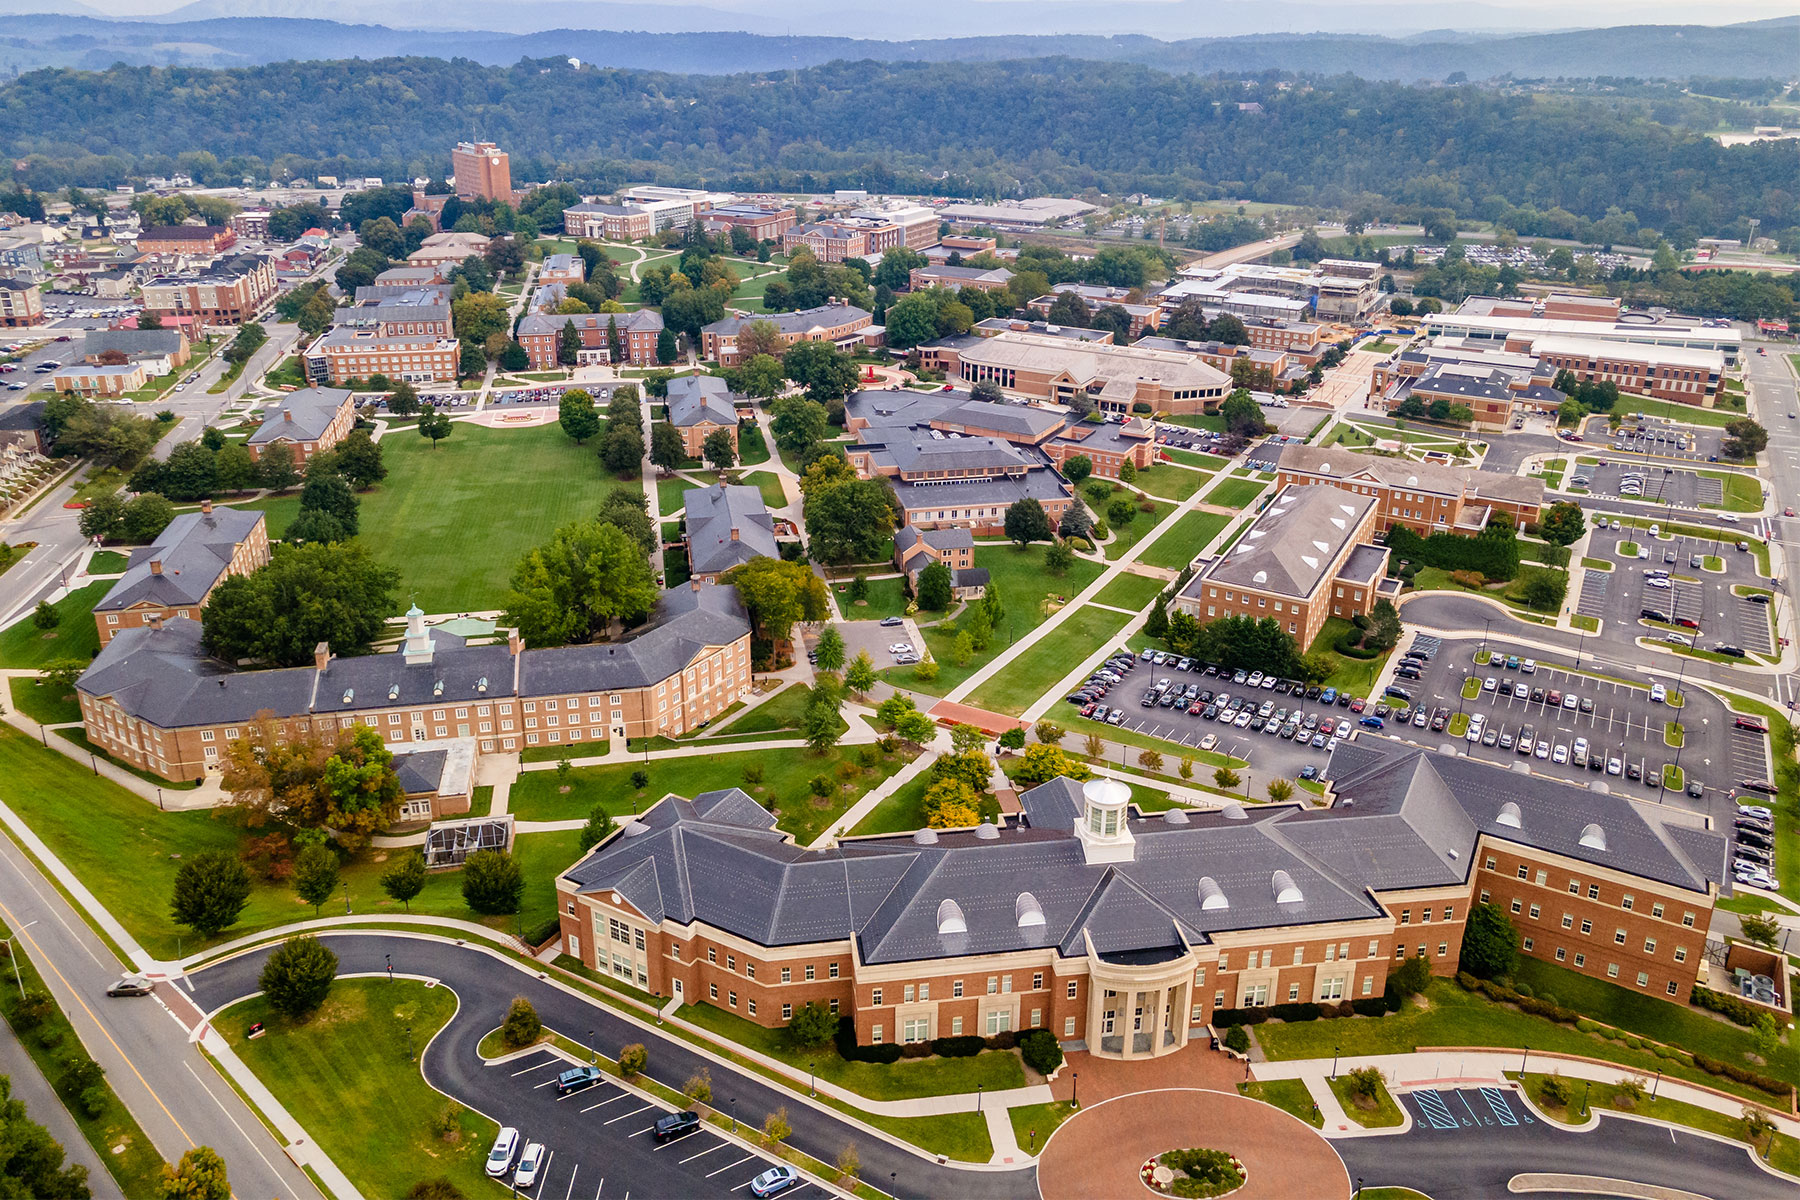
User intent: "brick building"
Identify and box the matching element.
[140,254,278,326]
[666,374,740,458]
[77,583,754,781]
[781,219,904,263]
[1173,483,1388,645]
[683,483,777,584]
[701,305,874,367]
[909,264,1014,293]
[1274,444,1545,535]
[230,210,271,240]
[407,232,492,276]
[304,285,458,385]
[950,331,1229,416]
[138,226,237,257]
[451,141,514,203]
[516,309,663,370]
[0,278,44,328]
[246,387,357,464]
[563,203,653,242]
[556,739,1724,1058]
[700,204,799,242]
[92,503,269,645]
[1526,337,1724,407]
[50,363,147,396]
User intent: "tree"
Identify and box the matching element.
[160,441,218,501]
[554,389,600,444]
[1220,389,1265,437]
[335,430,386,490]
[170,851,252,939]
[770,396,829,453]
[722,556,830,644]
[580,803,615,852]
[1459,901,1520,979]
[599,425,644,475]
[1342,1066,1386,1106]
[501,997,543,1049]
[803,468,897,566]
[461,849,524,915]
[785,1000,838,1048]
[1213,766,1241,791]
[1044,543,1074,575]
[736,353,785,401]
[202,542,399,666]
[1723,417,1768,459]
[814,625,846,673]
[1011,744,1091,786]
[1738,911,1781,949]
[556,320,582,367]
[380,852,427,913]
[598,490,657,554]
[618,1043,648,1077]
[299,467,359,536]
[1106,496,1137,528]
[259,935,338,1017]
[1267,778,1294,804]
[703,427,737,469]
[503,520,658,647]
[292,844,339,916]
[916,560,953,611]
[1538,501,1586,547]
[782,341,860,404]
[649,421,685,472]
[1519,567,1567,611]
[417,404,454,449]
[258,442,301,491]
[884,294,940,349]
[997,726,1028,753]
[844,651,877,698]
[1062,455,1092,485]
[78,492,124,541]
[30,600,59,632]
[1388,952,1432,999]
[1004,497,1053,547]
[158,1146,229,1200]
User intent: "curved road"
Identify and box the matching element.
[186,933,1040,1200]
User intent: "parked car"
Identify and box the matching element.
[556,1066,604,1095]
[486,1128,522,1178]
[750,1166,802,1198]
[513,1142,547,1189]
[654,1111,702,1143]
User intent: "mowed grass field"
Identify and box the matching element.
[1137,510,1230,571]
[967,605,1134,715]
[244,423,625,611]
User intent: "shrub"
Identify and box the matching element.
[258,935,338,1017]
[1020,1029,1063,1075]
[899,1041,932,1058]
[1343,1065,1384,1103]
[683,1069,713,1105]
[1223,1025,1251,1054]
[460,849,524,915]
[618,1043,647,1077]
[934,1035,985,1058]
[1575,1018,1600,1033]
[430,1103,464,1141]
[1350,996,1393,1017]
[1539,1072,1573,1107]
[1269,1002,1322,1023]
[1387,954,1432,999]
[1449,569,1487,589]
[985,1030,1017,1051]
[500,997,542,1049]
[1691,985,1768,1028]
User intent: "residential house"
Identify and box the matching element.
[666,375,740,459]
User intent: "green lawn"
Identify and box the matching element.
[263,355,305,389]
[1306,618,1391,698]
[849,772,935,836]
[1620,397,1744,428]
[968,605,1134,715]
[1008,1101,1076,1155]
[1093,571,1167,611]
[1718,471,1763,512]
[1133,463,1210,502]
[0,581,107,668]
[87,550,129,574]
[737,421,770,466]
[1239,1078,1322,1127]
[835,575,909,621]
[678,1001,1026,1101]
[1137,510,1230,571]
[238,423,629,611]
[715,683,816,736]
[880,545,1104,696]
[1204,477,1270,510]
[1101,502,1168,562]
[1255,978,1790,1104]
[222,980,497,1200]
[0,724,577,957]
[1328,1074,1404,1128]
[508,743,914,845]
[1159,448,1228,470]
[657,473,710,516]
[735,469,787,510]
[1518,1071,1800,1175]
[9,676,80,725]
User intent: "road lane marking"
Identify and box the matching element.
[184,1061,293,1186]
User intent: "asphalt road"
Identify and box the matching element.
[186,933,1043,1200]
[0,828,315,1200]
[1335,1086,1797,1200]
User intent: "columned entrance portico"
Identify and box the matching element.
[1084,944,1200,1060]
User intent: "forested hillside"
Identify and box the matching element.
[1,56,1792,241]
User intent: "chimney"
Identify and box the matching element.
[508,629,522,657]
[149,558,163,575]
[690,579,703,593]
[729,526,740,542]
[314,641,330,672]
[200,498,212,515]
[283,409,293,422]
[145,613,163,630]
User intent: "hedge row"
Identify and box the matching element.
[1691,984,1774,1029]
[1457,974,1792,1101]
[1211,995,1398,1028]
[1385,522,1520,582]
[835,1017,1024,1065]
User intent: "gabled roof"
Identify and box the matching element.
[667,375,738,429]
[684,482,778,576]
[1195,483,1376,600]
[1276,443,1546,506]
[94,506,264,613]
[515,309,662,337]
[249,388,352,445]
[703,304,871,340]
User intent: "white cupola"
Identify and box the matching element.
[401,603,435,665]
[1076,776,1135,865]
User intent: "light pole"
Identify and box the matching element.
[1580,1080,1590,1117]
[1071,1070,1078,1109]
[1331,1046,1340,1080]
[1520,1045,1529,1076]
[1652,1068,1662,1100]
[1480,617,1492,662]
[977,1084,983,1114]
[0,922,36,995]
[588,1029,596,1065]
[343,879,351,915]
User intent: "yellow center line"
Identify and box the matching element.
[0,894,198,1149]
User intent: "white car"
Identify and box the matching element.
[1520,659,1536,674]
[513,1142,547,1189]
[1198,734,1218,752]
[1649,683,1667,703]
[887,643,913,655]
[1535,740,1550,759]
[1483,676,1497,691]
[1551,743,1568,764]
[1607,757,1623,776]
[1561,693,1578,711]
[485,1128,521,1178]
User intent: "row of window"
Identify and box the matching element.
[690,943,841,983]
[1219,941,1378,972]
[1488,857,1697,927]
[1526,939,1681,996]
[1489,891,1689,964]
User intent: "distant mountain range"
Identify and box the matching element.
[0,12,1793,80]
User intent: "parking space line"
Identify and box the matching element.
[602,1104,654,1126]
[511,1060,556,1076]
[707,1155,755,1178]
[680,1144,728,1164]
[564,1163,579,1200]
[580,1094,628,1112]
[533,1077,562,1089]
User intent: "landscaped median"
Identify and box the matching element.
[965,605,1135,715]
[1514,1070,1800,1174]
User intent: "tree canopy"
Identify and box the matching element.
[502,519,659,647]
[201,542,399,666]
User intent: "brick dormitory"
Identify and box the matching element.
[558,738,1727,1059]
[76,578,755,783]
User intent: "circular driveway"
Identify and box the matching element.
[1037,1087,1349,1200]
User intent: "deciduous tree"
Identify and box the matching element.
[170,850,252,939]
[502,520,658,647]
[259,935,338,1017]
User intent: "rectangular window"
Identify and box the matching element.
[1682,912,1695,928]
[1644,938,1656,955]
[1528,904,1541,920]
[1032,972,1043,990]
[1588,885,1600,900]
[782,1003,792,1020]
[829,998,839,1015]
[903,1018,929,1043]
[1484,856,1497,870]
[1287,983,1300,1001]
[987,977,999,995]
[781,967,791,983]
[1569,880,1580,894]
[1674,946,1687,964]
[1523,937,1534,951]
[1292,947,1304,966]
[1581,919,1593,935]
[1622,894,1634,911]
[1666,981,1679,996]
[748,1000,756,1017]
[1400,910,1411,924]
[1510,899,1522,914]
[1361,976,1373,996]
[1067,980,1078,999]
[871,987,883,1006]
[903,985,915,1004]
[1516,865,1528,880]
[954,980,965,998]
[1438,943,1448,957]
[1635,972,1649,988]
[1614,929,1627,946]
[1534,870,1547,886]
[709,983,718,1000]
[920,983,929,1001]
[871,1026,882,1044]
[985,1009,1013,1036]
[1031,1008,1042,1028]
[1607,963,1620,979]
[1555,947,1566,961]
[1368,940,1379,958]
[805,965,816,982]
[706,947,716,963]
[1561,914,1574,929]
[745,963,755,979]
[952,1017,964,1036]
[1652,903,1664,920]
[727,954,736,971]
[1064,1017,1076,1037]
[1575,953,1586,968]
[829,963,839,979]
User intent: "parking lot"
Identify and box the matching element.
[1601,415,1732,464]
[475,1049,802,1199]
[1378,636,1743,814]
[1574,462,1722,509]
[1592,528,1778,657]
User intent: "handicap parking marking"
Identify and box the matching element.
[1410,1089,1460,1130]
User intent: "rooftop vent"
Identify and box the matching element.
[1579,822,1608,851]
[1496,801,1522,829]
[912,827,939,845]
[936,899,967,936]
[1198,876,1229,911]
[1272,869,1304,904]
[1221,801,1247,821]
[1163,808,1190,825]
[975,822,1000,840]
[1253,570,1268,584]
[1015,892,1045,928]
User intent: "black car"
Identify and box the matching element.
[1640,607,1670,623]
[654,1111,702,1143]
[1305,685,1322,699]
[1714,644,1746,658]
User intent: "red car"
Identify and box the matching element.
[1348,697,1366,714]
[1080,703,1096,718]
[1784,508,1795,517]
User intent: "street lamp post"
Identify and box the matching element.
[1331,1046,1340,1080]
[1521,1045,1529,1076]
[1652,1068,1662,1100]
[1071,1070,1078,1109]
[343,879,351,915]
[589,1029,596,1065]
[977,1084,983,1114]
[1580,1080,1590,1117]
[0,922,36,995]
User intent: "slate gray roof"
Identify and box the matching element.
[561,739,1726,970]
[249,388,352,445]
[890,468,1070,514]
[868,429,1037,477]
[895,526,974,559]
[931,400,1064,441]
[395,749,448,795]
[1277,443,1547,507]
[79,584,752,728]
[703,304,871,340]
[1194,483,1376,601]
[516,309,663,337]
[94,506,263,614]
[667,375,739,429]
[82,328,185,359]
[684,482,777,576]
[914,264,1014,285]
